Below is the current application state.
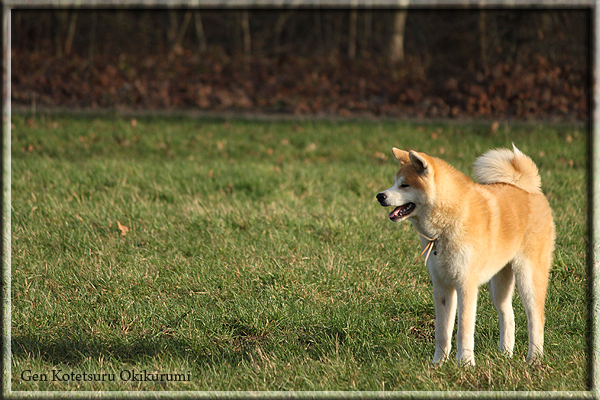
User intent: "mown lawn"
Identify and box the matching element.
[10,114,588,392]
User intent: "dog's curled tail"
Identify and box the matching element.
[473,144,542,194]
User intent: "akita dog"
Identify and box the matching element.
[376,145,554,366]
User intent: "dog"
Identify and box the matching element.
[376,145,554,366]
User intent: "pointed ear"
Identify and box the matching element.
[409,151,429,175]
[391,148,410,165]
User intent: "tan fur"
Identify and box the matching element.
[376,146,554,366]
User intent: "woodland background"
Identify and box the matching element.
[10,8,591,121]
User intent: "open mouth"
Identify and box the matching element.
[388,203,416,221]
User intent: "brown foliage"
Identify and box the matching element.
[12,48,587,121]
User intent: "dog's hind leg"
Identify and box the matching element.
[489,264,516,357]
[514,256,550,363]
[431,277,457,365]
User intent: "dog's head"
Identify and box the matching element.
[376,148,434,223]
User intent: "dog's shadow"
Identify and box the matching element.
[11,320,348,369]
[12,332,245,368]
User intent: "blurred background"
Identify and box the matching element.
[11,7,590,121]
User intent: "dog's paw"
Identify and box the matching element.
[526,354,544,366]
[457,357,476,367]
[526,345,544,365]
[500,348,514,358]
[431,350,449,366]
[456,350,476,367]
[430,359,444,368]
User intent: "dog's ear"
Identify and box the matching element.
[391,148,410,165]
[409,151,429,175]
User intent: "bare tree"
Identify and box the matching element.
[167,10,178,45]
[273,10,294,51]
[194,11,207,54]
[172,10,193,53]
[479,3,488,73]
[363,8,372,56]
[348,8,358,59]
[64,10,77,55]
[389,0,410,63]
[241,10,251,58]
[53,10,68,56]
[88,11,97,63]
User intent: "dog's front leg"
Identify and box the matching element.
[456,282,478,366]
[431,278,457,365]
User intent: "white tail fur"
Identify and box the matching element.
[473,144,542,194]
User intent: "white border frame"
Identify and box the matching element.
[1,2,596,398]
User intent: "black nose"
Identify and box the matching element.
[376,192,387,202]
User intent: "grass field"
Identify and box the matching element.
[10,114,588,392]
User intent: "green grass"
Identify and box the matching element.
[10,114,588,392]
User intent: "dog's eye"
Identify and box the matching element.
[400,183,409,188]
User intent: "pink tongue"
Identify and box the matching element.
[389,207,402,219]
[389,203,413,219]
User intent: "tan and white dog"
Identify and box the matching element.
[376,145,554,366]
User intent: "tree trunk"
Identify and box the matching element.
[167,10,178,45]
[172,10,193,53]
[241,10,251,58]
[479,8,488,73]
[194,11,207,53]
[88,11,97,64]
[274,11,294,50]
[389,1,410,64]
[313,9,324,53]
[64,11,78,55]
[54,10,69,56]
[348,8,358,59]
[363,9,372,56]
